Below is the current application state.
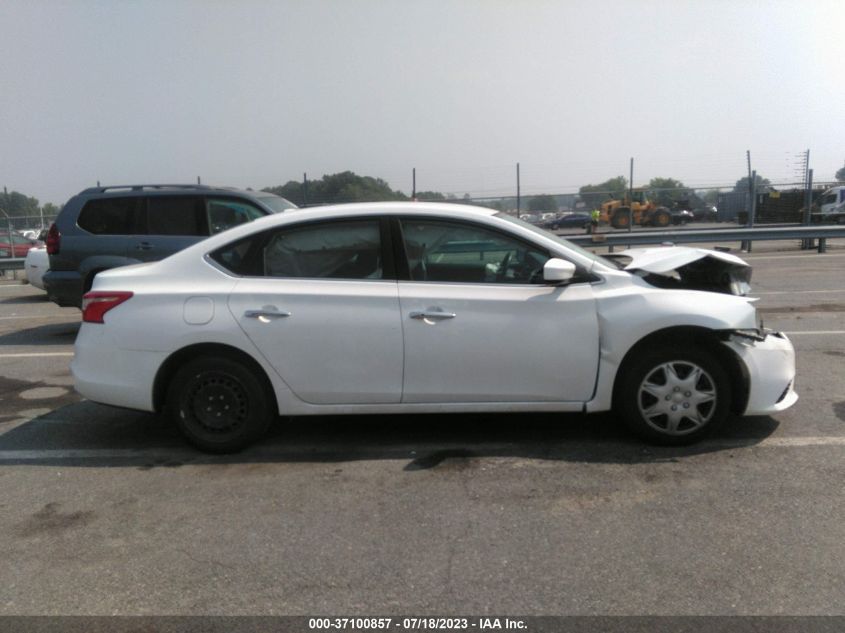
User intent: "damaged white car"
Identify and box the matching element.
[71,202,796,452]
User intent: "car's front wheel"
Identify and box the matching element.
[615,346,731,445]
[166,355,273,453]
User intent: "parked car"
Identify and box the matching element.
[672,209,695,225]
[72,202,797,453]
[692,206,718,222]
[25,246,49,290]
[0,232,41,258]
[43,184,296,308]
[540,212,591,231]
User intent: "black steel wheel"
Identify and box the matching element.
[614,345,731,445]
[167,355,273,453]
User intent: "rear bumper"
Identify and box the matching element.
[724,331,798,416]
[43,270,83,308]
[71,323,166,412]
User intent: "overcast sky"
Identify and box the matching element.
[1,0,843,205]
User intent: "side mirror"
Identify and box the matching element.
[543,258,576,283]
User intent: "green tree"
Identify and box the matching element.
[415,191,446,201]
[836,162,845,182]
[528,194,558,213]
[0,190,39,218]
[263,171,409,206]
[40,202,62,220]
[646,177,702,208]
[578,176,628,210]
[733,174,772,193]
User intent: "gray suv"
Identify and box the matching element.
[44,184,296,308]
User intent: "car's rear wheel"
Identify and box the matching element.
[166,356,273,453]
[615,345,731,445]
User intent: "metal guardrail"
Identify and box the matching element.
[0,258,25,271]
[567,225,845,253]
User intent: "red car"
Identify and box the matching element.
[0,232,42,257]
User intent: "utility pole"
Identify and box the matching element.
[628,157,634,233]
[803,168,815,250]
[303,173,308,207]
[746,150,752,187]
[412,168,416,200]
[197,176,201,185]
[516,163,521,219]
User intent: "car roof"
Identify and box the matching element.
[76,184,285,198]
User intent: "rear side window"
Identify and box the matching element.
[147,197,205,236]
[77,197,142,235]
[211,220,383,280]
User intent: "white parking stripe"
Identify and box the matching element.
[0,437,845,462]
[0,315,75,320]
[0,352,74,358]
[755,289,845,295]
[743,253,845,261]
[783,331,845,335]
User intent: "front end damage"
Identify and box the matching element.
[606,246,752,296]
[720,329,798,415]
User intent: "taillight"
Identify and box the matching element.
[81,291,133,323]
[46,223,61,255]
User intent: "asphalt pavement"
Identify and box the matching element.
[0,242,844,616]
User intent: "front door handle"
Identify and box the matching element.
[409,310,457,321]
[245,308,291,319]
[135,242,154,251]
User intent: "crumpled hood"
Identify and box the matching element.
[607,246,752,296]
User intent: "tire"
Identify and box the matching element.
[614,345,731,445]
[166,355,274,453]
[652,208,671,227]
[611,209,631,229]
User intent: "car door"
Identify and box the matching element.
[223,217,403,405]
[131,196,206,262]
[396,217,599,403]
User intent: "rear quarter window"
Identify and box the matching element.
[77,197,143,235]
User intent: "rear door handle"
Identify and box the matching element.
[245,308,291,319]
[135,242,154,251]
[410,310,456,320]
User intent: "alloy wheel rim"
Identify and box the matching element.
[637,360,716,435]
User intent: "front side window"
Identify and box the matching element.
[146,196,205,236]
[77,197,142,235]
[206,198,265,235]
[399,219,550,284]
[211,219,383,280]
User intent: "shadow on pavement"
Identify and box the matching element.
[0,400,780,469]
[0,321,80,346]
[0,292,51,304]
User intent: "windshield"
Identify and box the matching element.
[257,195,297,213]
[494,212,621,269]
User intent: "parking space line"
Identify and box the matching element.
[1,436,845,462]
[0,315,76,320]
[783,331,845,335]
[0,352,74,358]
[755,289,845,295]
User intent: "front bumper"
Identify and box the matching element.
[723,330,798,416]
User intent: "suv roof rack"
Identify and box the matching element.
[79,184,215,194]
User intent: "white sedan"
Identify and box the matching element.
[24,246,49,290]
[71,202,797,452]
